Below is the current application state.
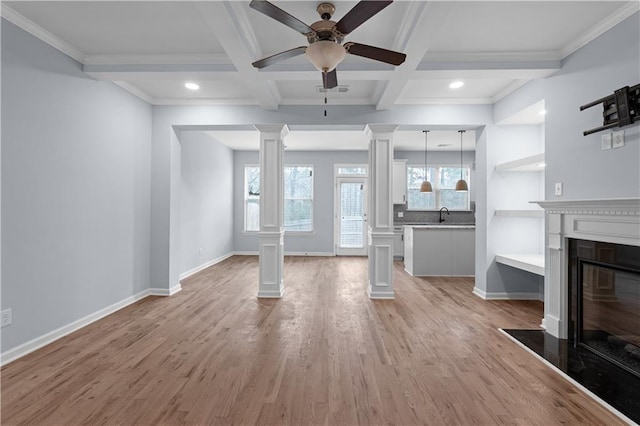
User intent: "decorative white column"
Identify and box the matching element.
[365,124,398,299]
[255,124,289,298]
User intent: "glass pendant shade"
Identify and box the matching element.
[456,130,468,192]
[420,130,432,192]
[305,41,346,72]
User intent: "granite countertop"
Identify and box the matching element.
[402,224,476,229]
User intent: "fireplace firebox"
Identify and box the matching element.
[569,239,640,378]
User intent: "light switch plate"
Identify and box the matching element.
[612,130,624,148]
[601,133,612,150]
[555,182,563,196]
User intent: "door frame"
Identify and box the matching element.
[334,172,368,256]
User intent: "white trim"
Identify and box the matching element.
[498,329,637,425]
[112,81,154,104]
[84,54,230,66]
[1,5,85,63]
[473,287,541,301]
[234,251,259,256]
[559,2,640,59]
[495,254,545,276]
[179,252,234,280]
[283,252,335,257]
[149,285,182,297]
[492,79,530,103]
[1,288,151,366]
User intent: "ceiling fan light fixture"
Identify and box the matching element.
[305,40,346,72]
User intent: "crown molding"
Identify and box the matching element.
[491,79,530,103]
[560,1,640,58]
[83,54,231,66]
[396,97,494,105]
[1,4,85,63]
[422,51,564,63]
[112,81,154,104]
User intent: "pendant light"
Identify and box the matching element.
[420,130,433,192]
[455,130,468,192]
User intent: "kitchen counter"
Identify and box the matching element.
[404,225,475,276]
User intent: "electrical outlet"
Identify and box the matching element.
[398,212,404,218]
[601,133,612,150]
[612,130,625,148]
[555,182,563,196]
[1,309,12,328]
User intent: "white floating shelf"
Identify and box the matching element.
[495,153,545,172]
[495,209,544,218]
[495,254,545,276]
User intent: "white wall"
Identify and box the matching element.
[179,131,234,276]
[233,150,368,254]
[495,12,640,200]
[1,20,152,352]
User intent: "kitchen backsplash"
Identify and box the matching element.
[393,202,476,225]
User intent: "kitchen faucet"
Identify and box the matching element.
[439,206,450,223]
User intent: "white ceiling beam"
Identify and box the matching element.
[193,1,280,110]
[375,2,451,111]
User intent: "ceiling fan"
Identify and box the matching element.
[249,0,407,90]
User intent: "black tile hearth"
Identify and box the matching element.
[503,329,640,424]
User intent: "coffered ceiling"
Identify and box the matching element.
[3,1,637,111]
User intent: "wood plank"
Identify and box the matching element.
[0,256,622,425]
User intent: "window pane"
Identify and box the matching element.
[284,166,312,199]
[407,166,429,189]
[246,199,260,231]
[440,167,468,188]
[246,166,260,196]
[284,200,312,231]
[337,166,367,175]
[340,182,364,248]
[407,189,435,210]
[440,189,468,210]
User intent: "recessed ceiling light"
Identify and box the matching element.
[538,163,546,168]
[449,81,464,89]
[185,82,200,90]
[539,110,547,115]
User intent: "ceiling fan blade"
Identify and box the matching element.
[252,46,307,69]
[334,1,393,36]
[344,42,406,66]
[249,0,315,36]
[323,69,338,89]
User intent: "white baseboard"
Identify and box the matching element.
[233,251,334,257]
[473,287,541,300]
[498,329,635,425]
[1,288,152,366]
[149,284,182,296]
[179,252,234,280]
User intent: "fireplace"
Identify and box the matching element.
[569,239,640,378]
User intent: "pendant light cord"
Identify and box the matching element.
[458,130,465,179]
[423,130,429,180]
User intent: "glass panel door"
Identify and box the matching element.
[335,177,367,256]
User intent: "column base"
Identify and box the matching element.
[258,230,285,299]
[368,230,395,300]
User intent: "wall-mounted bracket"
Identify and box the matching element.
[580,83,639,136]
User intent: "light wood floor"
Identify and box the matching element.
[1,256,622,425]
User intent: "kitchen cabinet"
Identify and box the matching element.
[404,225,475,276]
[392,160,407,204]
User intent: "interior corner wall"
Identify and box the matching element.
[1,20,153,353]
[179,131,234,275]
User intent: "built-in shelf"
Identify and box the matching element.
[495,209,544,218]
[495,153,545,172]
[495,254,545,276]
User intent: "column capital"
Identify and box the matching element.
[364,124,399,139]
[254,124,290,139]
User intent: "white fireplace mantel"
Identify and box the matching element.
[533,197,640,339]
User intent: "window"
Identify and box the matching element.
[407,165,470,210]
[336,165,367,176]
[244,165,314,232]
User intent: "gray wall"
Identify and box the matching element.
[495,12,640,200]
[1,20,153,351]
[179,131,234,275]
[233,150,368,253]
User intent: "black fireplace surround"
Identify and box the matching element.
[568,238,640,378]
